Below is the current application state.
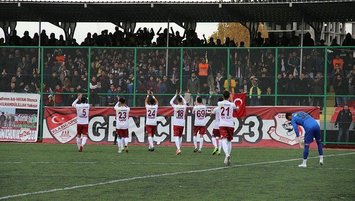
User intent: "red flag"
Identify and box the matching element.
[233,93,246,118]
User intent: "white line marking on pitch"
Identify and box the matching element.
[0,161,191,165]
[265,165,355,171]
[0,152,354,200]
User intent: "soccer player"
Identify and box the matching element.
[218,91,239,166]
[285,112,324,168]
[192,96,207,153]
[72,94,90,152]
[145,90,159,151]
[211,97,224,155]
[114,97,130,153]
[170,90,187,155]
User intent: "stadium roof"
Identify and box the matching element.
[0,0,354,23]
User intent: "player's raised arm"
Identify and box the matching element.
[170,91,178,106]
[180,92,187,105]
[145,90,150,106]
[72,94,82,107]
[151,91,159,106]
[114,97,120,111]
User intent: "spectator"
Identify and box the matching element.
[198,56,209,84]
[249,77,261,106]
[285,73,297,105]
[332,55,344,72]
[333,74,348,107]
[303,32,315,46]
[223,75,237,94]
[296,73,310,106]
[346,66,355,103]
[200,82,210,105]
[169,66,179,91]
[215,72,225,94]
[262,87,274,106]
[255,32,264,47]
[187,72,200,98]
[107,84,117,106]
[46,95,55,106]
[342,33,355,46]
[54,84,64,106]
[335,105,353,143]
[90,76,101,106]
[147,76,157,92]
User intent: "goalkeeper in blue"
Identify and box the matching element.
[285,112,324,168]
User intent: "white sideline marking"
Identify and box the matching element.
[0,152,354,200]
[266,165,355,171]
[0,161,190,165]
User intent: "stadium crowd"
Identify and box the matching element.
[0,27,354,108]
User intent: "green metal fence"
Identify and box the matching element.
[0,46,354,145]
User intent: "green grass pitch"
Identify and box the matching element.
[0,144,354,201]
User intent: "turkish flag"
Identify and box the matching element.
[233,93,246,118]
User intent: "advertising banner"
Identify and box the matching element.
[43,106,319,148]
[0,92,40,142]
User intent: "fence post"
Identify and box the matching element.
[227,47,231,91]
[274,47,278,106]
[180,48,183,93]
[133,48,137,107]
[87,47,91,104]
[39,47,44,141]
[323,47,328,145]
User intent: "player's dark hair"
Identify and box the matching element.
[177,96,183,103]
[119,97,126,104]
[196,96,202,103]
[80,96,87,103]
[148,96,156,105]
[222,91,230,100]
[218,97,224,102]
[285,112,292,120]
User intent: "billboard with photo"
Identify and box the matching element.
[0,93,40,142]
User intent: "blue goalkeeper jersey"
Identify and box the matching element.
[291,111,318,137]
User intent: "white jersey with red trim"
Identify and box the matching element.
[72,99,90,125]
[114,103,130,129]
[212,107,221,129]
[217,100,237,128]
[172,104,187,127]
[145,104,158,126]
[192,105,207,126]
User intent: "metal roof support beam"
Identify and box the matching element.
[308,21,324,44]
[121,22,136,33]
[182,21,197,31]
[241,21,259,44]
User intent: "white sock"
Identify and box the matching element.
[193,136,198,149]
[218,138,222,150]
[319,155,323,162]
[76,136,81,149]
[179,137,182,146]
[199,136,204,150]
[302,159,307,165]
[148,136,154,148]
[119,138,124,149]
[222,138,230,157]
[175,136,180,150]
[211,137,217,148]
[228,140,232,155]
[124,138,129,147]
[81,136,87,147]
[117,138,122,150]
